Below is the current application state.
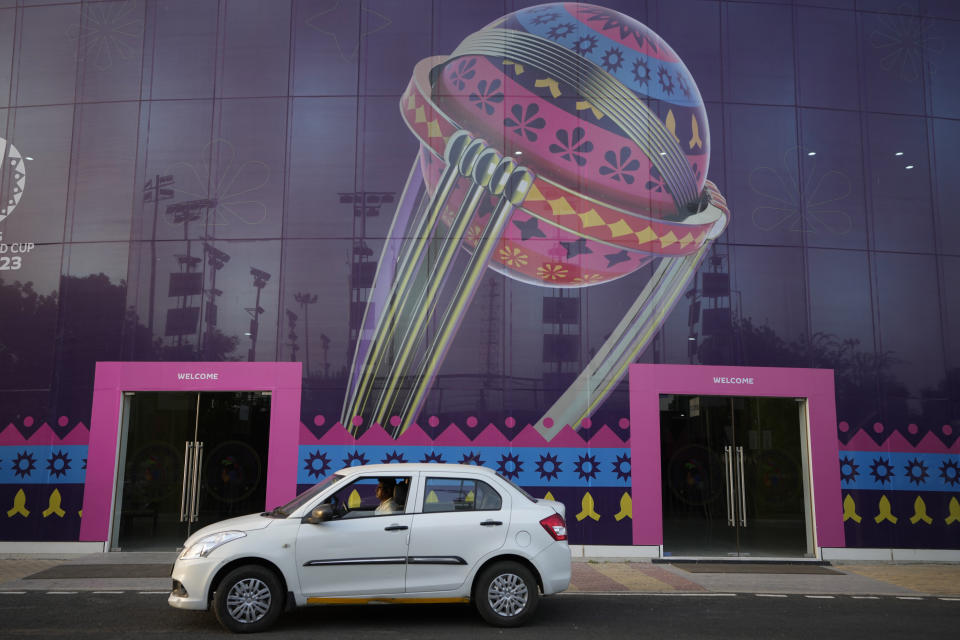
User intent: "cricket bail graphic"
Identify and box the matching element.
[342,3,729,438]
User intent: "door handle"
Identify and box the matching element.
[723,445,734,527]
[736,446,747,527]
[190,441,204,522]
[480,520,503,526]
[384,525,409,531]
[180,441,194,523]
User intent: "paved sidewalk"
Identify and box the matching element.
[0,554,958,598]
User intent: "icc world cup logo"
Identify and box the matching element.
[0,136,27,223]
[342,3,730,438]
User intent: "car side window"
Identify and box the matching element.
[323,476,411,519]
[422,477,502,513]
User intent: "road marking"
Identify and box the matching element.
[938,598,960,601]
[896,597,923,600]
[805,595,834,599]
[138,591,170,595]
[93,591,125,594]
[0,591,26,595]
[851,596,879,599]
[755,594,787,598]
[558,592,737,597]
[46,591,78,595]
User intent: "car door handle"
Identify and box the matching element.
[480,520,503,526]
[384,525,409,531]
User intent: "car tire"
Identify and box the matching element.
[473,561,539,627]
[213,565,284,634]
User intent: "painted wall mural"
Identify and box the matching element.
[0,0,957,549]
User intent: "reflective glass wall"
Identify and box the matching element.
[0,0,957,547]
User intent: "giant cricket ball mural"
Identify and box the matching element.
[342,3,729,437]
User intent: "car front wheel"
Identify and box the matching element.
[473,561,539,627]
[213,565,284,633]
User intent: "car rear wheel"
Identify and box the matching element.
[213,565,283,633]
[473,561,539,627]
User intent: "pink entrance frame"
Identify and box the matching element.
[79,361,302,543]
[628,364,844,550]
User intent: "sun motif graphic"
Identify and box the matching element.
[613,453,631,481]
[342,450,369,467]
[939,460,960,487]
[497,453,523,480]
[459,451,485,466]
[574,454,600,481]
[869,10,943,81]
[303,451,331,479]
[382,450,407,464]
[537,263,569,282]
[839,456,859,483]
[420,451,445,464]
[869,457,895,485]
[904,458,929,485]
[498,245,528,268]
[12,451,37,478]
[166,139,271,228]
[46,450,72,479]
[535,453,562,481]
[750,148,853,236]
[67,1,143,72]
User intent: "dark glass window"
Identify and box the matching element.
[220,0,291,98]
[68,101,140,242]
[874,252,945,398]
[724,104,800,247]
[796,7,859,110]
[723,2,795,105]
[866,114,934,253]
[422,477,502,513]
[799,108,868,250]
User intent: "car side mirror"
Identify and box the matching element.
[301,503,334,525]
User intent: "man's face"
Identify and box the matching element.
[376,483,387,500]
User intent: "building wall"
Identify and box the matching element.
[0,0,958,548]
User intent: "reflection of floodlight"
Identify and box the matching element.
[202,242,231,269]
[250,268,271,288]
[165,198,217,224]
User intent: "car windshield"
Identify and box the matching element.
[263,474,343,518]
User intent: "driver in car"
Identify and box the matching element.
[375,478,401,514]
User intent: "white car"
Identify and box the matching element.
[168,463,571,632]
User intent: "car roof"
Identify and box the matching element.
[334,463,499,477]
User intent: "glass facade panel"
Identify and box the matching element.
[0,0,956,551]
[67,100,140,242]
[220,0,291,99]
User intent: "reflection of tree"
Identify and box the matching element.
[0,273,239,423]
[699,318,905,432]
[0,280,58,389]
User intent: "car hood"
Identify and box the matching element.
[182,512,274,547]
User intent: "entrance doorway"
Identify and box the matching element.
[660,395,812,558]
[111,391,271,550]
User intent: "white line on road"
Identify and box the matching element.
[92,591,125,594]
[558,592,737,597]
[0,591,26,594]
[755,594,787,598]
[46,591,78,595]
[805,595,834,599]
[938,598,960,601]
[896,597,923,600]
[138,591,170,595]
[851,596,879,599]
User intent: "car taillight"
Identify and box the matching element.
[539,513,567,541]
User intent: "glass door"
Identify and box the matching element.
[660,395,810,558]
[112,391,271,550]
